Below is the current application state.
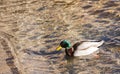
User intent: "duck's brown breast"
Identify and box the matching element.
[65,48,74,56]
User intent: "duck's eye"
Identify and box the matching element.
[60,40,71,48]
[60,42,68,48]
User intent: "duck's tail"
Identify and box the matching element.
[97,40,104,47]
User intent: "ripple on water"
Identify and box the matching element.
[43,32,61,39]
[45,39,58,43]
[103,1,119,8]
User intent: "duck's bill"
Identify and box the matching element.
[56,46,62,51]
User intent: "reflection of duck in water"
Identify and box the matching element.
[56,40,104,58]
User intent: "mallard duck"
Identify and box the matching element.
[56,40,104,58]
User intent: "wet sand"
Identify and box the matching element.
[0,0,120,74]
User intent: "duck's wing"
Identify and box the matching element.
[74,47,99,56]
[77,40,104,50]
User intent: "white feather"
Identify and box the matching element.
[74,47,99,56]
[77,40,104,50]
[73,40,104,57]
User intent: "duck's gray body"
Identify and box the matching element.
[73,40,104,56]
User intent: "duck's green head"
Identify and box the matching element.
[56,40,71,51]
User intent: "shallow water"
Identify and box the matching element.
[0,0,120,74]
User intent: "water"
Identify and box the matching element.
[0,0,120,74]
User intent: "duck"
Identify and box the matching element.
[56,40,104,58]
